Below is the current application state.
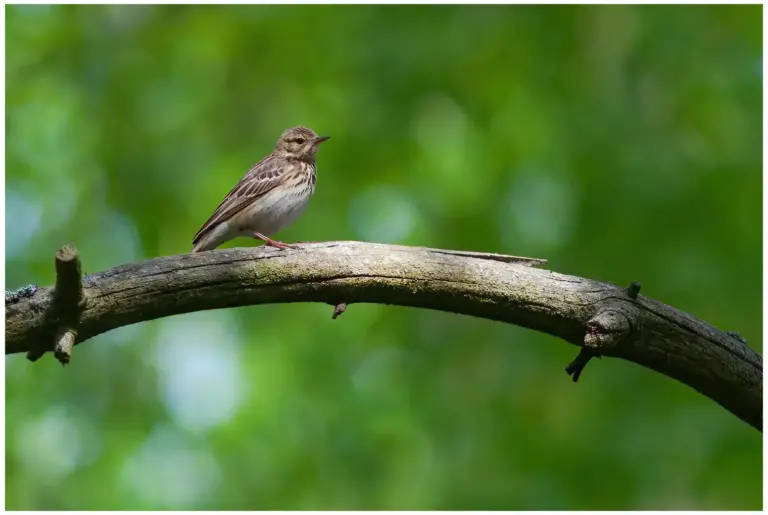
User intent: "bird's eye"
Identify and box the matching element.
[294,138,306,144]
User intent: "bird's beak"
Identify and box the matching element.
[314,135,331,144]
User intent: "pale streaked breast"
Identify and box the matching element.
[234,165,315,237]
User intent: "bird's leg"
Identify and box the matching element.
[253,232,299,250]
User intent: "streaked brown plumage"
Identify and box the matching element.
[191,126,329,252]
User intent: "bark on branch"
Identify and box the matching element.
[5,241,762,431]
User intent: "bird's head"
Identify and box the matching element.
[275,126,330,162]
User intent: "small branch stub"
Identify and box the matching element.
[626,281,642,300]
[54,244,84,307]
[566,350,599,382]
[26,348,46,362]
[332,302,347,319]
[26,245,85,363]
[54,327,76,366]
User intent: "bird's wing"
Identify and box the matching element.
[192,154,289,244]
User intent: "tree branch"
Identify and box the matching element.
[5,241,762,430]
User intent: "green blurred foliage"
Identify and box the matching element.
[5,4,762,510]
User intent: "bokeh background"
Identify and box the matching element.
[5,4,762,510]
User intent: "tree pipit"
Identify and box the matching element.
[191,126,329,252]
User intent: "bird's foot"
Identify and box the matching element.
[253,233,299,250]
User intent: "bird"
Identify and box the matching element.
[191,126,330,253]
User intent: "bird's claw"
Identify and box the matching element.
[267,241,299,250]
[253,233,299,250]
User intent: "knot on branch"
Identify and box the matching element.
[566,309,632,382]
[583,309,631,351]
[27,245,85,365]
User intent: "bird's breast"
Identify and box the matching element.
[236,171,315,236]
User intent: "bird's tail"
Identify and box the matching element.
[191,233,219,253]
